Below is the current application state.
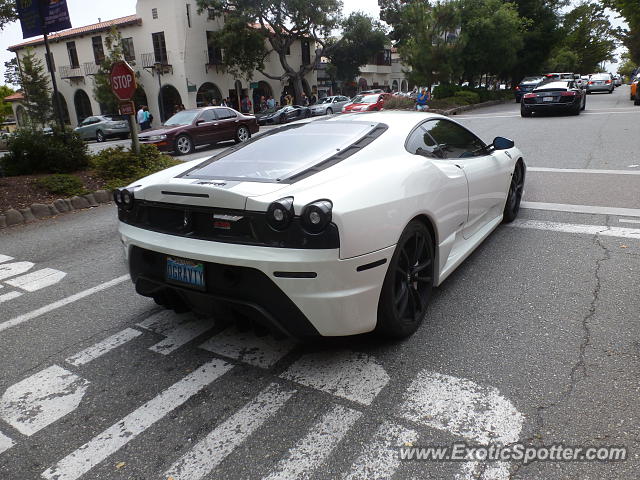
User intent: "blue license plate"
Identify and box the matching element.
[166,256,206,290]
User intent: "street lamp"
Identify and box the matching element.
[155,62,164,123]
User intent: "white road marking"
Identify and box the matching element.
[0,291,23,303]
[280,351,390,405]
[41,358,233,480]
[199,327,297,368]
[343,421,418,480]
[508,219,640,240]
[262,404,362,480]
[5,268,67,292]
[0,365,89,436]
[528,167,640,176]
[0,261,34,281]
[0,430,15,455]
[0,255,14,263]
[455,461,511,480]
[164,383,295,480]
[620,218,640,224]
[401,371,523,480]
[65,328,143,367]
[0,274,129,333]
[457,110,639,119]
[137,311,213,355]
[628,164,639,168]
[521,201,640,218]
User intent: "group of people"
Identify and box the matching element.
[136,106,153,131]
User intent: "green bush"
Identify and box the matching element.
[382,95,416,110]
[0,128,89,176]
[36,174,87,196]
[91,144,180,188]
[432,83,462,99]
[454,90,481,105]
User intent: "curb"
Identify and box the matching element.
[442,99,506,116]
[0,190,112,230]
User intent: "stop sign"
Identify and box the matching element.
[110,61,137,101]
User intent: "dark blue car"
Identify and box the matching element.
[514,76,545,103]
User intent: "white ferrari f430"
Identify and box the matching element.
[115,111,525,338]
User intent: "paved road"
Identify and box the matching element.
[0,86,639,480]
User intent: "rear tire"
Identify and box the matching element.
[376,221,434,339]
[520,106,532,117]
[174,134,194,155]
[234,125,250,144]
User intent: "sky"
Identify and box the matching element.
[0,0,628,88]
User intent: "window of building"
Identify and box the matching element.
[45,52,55,72]
[152,32,168,64]
[186,4,191,28]
[206,31,222,65]
[301,40,311,65]
[92,36,105,65]
[66,41,79,68]
[121,37,136,61]
[207,8,216,20]
[152,8,158,19]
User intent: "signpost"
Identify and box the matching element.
[110,61,140,154]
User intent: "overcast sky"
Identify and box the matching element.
[0,0,627,88]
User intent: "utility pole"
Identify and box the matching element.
[42,28,66,130]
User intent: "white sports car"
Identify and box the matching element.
[115,112,525,338]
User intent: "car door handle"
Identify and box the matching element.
[213,123,219,126]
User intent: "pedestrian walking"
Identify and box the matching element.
[136,106,146,131]
[240,95,252,113]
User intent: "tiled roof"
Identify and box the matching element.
[4,92,24,102]
[8,15,141,51]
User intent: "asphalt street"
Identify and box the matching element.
[0,86,639,480]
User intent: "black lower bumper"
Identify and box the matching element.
[129,246,320,338]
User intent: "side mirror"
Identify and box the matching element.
[493,136,514,150]
[195,120,205,125]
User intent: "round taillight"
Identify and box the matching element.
[267,197,294,230]
[301,200,332,234]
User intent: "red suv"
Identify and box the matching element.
[139,107,259,155]
[342,93,391,113]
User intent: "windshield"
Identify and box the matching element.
[104,115,126,121]
[182,121,381,183]
[522,77,542,83]
[316,97,332,104]
[164,111,199,126]
[352,95,379,104]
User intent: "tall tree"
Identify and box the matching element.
[4,58,21,87]
[0,0,16,31]
[93,28,125,114]
[19,49,52,128]
[196,0,377,103]
[603,0,640,63]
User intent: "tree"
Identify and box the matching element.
[196,0,376,103]
[617,51,636,80]
[19,49,52,128]
[604,0,640,63]
[0,84,15,124]
[0,0,16,31]
[93,28,125,114]
[325,13,387,84]
[4,58,21,87]
[545,46,580,72]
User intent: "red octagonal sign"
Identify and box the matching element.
[110,61,137,101]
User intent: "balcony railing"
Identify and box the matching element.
[83,62,100,76]
[60,65,84,79]
[141,52,172,73]
[204,49,223,73]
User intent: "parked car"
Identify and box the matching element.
[630,74,640,104]
[514,76,544,102]
[114,111,525,338]
[74,115,130,142]
[521,80,586,117]
[359,89,385,95]
[342,93,391,112]
[139,106,258,155]
[586,73,614,94]
[256,105,311,125]
[544,72,575,81]
[309,96,351,116]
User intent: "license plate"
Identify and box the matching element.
[543,96,554,102]
[166,256,206,290]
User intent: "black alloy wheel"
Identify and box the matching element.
[96,130,105,142]
[503,162,525,223]
[377,221,434,338]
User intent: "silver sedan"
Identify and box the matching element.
[74,115,130,142]
[309,96,351,116]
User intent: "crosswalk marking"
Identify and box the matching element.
[5,268,67,292]
[280,351,390,405]
[137,311,213,355]
[199,327,297,368]
[0,430,15,455]
[0,255,14,263]
[0,291,23,303]
[0,261,35,281]
[261,404,362,480]
[65,328,143,367]
[0,365,89,436]
[41,359,233,480]
[164,383,295,480]
[343,422,418,480]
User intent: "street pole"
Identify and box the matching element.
[128,113,140,155]
[156,63,164,123]
[42,29,65,131]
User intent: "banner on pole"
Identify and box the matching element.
[16,0,72,39]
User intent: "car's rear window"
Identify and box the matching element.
[182,121,382,183]
[591,74,610,80]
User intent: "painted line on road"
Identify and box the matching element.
[528,167,640,176]
[5,268,67,292]
[456,110,639,119]
[0,430,15,455]
[137,311,214,355]
[0,291,23,303]
[0,274,129,334]
[164,383,295,480]
[41,358,233,480]
[343,421,418,480]
[262,404,362,480]
[0,261,35,281]
[0,255,14,263]
[65,328,143,367]
[619,218,640,225]
[521,201,640,218]
[508,219,640,240]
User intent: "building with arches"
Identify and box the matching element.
[7,0,318,128]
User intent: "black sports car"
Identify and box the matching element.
[521,80,586,117]
[257,105,312,125]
